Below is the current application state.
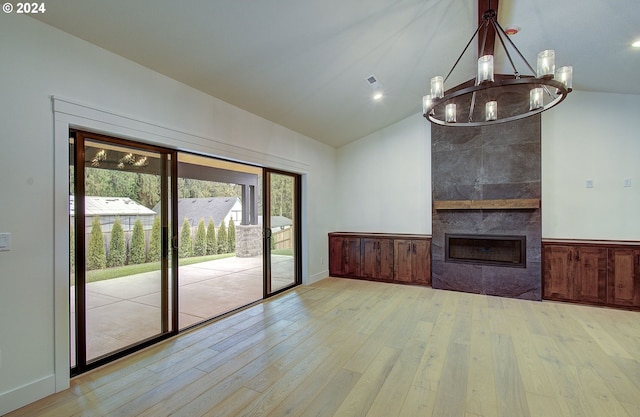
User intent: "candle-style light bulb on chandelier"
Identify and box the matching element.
[423,6,573,126]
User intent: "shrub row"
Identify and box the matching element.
[85,216,237,270]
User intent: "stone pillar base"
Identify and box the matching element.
[236,224,263,258]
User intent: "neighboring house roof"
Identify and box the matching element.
[258,215,293,228]
[70,196,156,217]
[155,197,241,227]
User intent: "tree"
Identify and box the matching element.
[136,173,161,208]
[129,219,146,264]
[194,218,207,257]
[147,216,161,262]
[270,173,294,219]
[87,216,106,270]
[227,219,236,252]
[217,220,228,254]
[179,218,192,258]
[85,168,137,201]
[206,217,217,255]
[177,178,242,199]
[107,217,126,267]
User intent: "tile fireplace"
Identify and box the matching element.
[431,114,542,300]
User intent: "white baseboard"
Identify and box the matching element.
[0,374,56,415]
[306,269,329,285]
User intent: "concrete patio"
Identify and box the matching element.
[72,255,295,362]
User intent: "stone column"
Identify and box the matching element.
[236,224,263,257]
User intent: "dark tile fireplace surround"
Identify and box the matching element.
[431,115,542,300]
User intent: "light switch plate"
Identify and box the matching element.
[624,178,632,187]
[0,233,11,251]
[586,180,594,188]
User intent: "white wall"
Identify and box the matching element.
[0,14,335,414]
[336,92,640,242]
[336,113,431,234]
[542,91,640,240]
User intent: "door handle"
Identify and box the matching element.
[264,228,272,239]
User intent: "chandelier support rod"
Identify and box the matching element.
[490,20,520,77]
[492,18,537,76]
[443,20,486,83]
[478,17,490,60]
[492,18,557,99]
[469,91,477,123]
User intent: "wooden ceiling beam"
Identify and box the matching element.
[477,0,499,57]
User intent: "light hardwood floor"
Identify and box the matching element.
[8,277,640,417]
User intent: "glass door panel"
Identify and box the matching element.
[72,131,174,370]
[266,171,299,294]
[177,153,263,329]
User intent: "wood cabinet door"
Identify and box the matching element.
[574,246,607,304]
[608,248,640,307]
[393,239,413,282]
[362,238,394,280]
[361,238,377,278]
[411,240,431,285]
[543,245,574,300]
[378,239,395,280]
[328,236,344,276]
[342,237,362,277]
[329,236,361,277]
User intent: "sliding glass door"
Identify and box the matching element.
[70,131,301,374]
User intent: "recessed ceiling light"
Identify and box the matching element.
[633,40,640,48]
[366,74,384,101]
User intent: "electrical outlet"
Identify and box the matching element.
[624,178,632,187]
[320,257,325,265]
[586,180,594,189]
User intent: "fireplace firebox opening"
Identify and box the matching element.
[445,234,526,268]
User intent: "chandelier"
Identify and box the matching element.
[422,8,573,126]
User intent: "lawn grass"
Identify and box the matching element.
[83,253,236,283]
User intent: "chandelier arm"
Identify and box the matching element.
[493,19,537,76]
[443,20,486,83]
[541,84,556,99]
[478,17,489,58]
[469,90,477,123]
[490,20,519,77]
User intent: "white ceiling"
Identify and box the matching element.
[33,0,640,148]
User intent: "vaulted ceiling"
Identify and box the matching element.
[33,0,640,147]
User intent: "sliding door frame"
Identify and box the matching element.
[263,168,302,297]
[71,130,178,375]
